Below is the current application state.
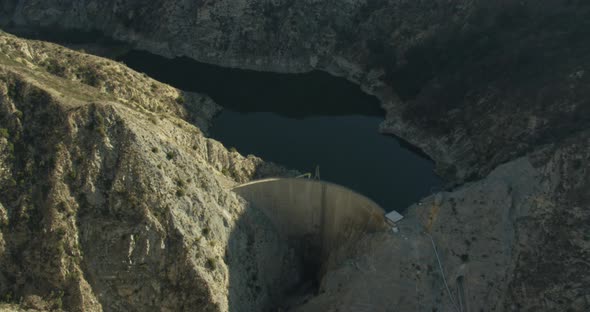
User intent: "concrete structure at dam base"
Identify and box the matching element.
[232,178,392,276]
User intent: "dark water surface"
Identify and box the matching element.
[118,51,442,211]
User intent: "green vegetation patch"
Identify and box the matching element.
[0,128,9,139]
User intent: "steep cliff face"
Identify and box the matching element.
[0,32,302,311]
[0,1,589,311]
[297,146,590,311]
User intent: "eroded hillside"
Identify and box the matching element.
[0,31,301,311]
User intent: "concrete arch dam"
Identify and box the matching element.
[232,178,388,276]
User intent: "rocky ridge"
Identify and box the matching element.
[0,31,299,311]
[0,1,589,311]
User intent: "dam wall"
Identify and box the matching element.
[232,178,388,270]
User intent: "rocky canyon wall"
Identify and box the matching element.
[0,1,589,311]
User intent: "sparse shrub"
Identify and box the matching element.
[14,110,23,119]
[3,291,13,303]
[460,254,469,263]
[56,243,65,255]
[43,58,67,77]
[206,257,216,270]
[51,291,64,310]
[67,169,77,182]
[0,128,8,138]
[176,189,185,197]
[202,227,210,236]
[175,94,185,105]
[55,227,66,238]
[221,168,230,176]
[229,147,238,153]
[0,217,8,229]
[79,65,102,87]
[57,201,67,213]
[97,126,106,137]
[151,147,159,153]
[94,113,107,137]
[6,79,22,99]
[166,151,176,160]
[95,114,104,125]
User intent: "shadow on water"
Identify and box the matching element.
[117,51,384,118]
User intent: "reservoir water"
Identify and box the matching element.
[118,51,442,211]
